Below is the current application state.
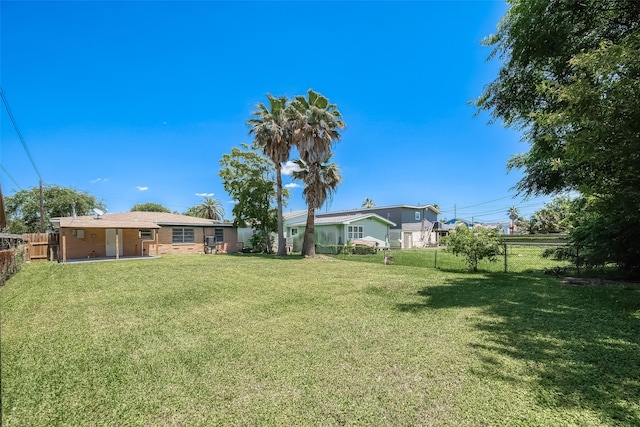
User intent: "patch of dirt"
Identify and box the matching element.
[305,254,336,261]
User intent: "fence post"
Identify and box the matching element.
[434,248,438,269]
[503,243,508,273]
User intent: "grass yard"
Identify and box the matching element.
[332,245,574,274]
[2,253,639,426]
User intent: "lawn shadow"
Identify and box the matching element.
[228,252,305,261]
[398,273,640,425]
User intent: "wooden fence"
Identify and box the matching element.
[23,233,59,262]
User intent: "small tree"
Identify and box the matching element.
[508,206,520,235]
[362,198,376,208]
[445,223,502,272]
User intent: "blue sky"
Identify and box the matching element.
[1,0,549,223]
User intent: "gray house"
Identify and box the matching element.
[278,204,440,251]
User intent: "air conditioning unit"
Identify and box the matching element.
[205,236,217,247]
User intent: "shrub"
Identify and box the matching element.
[444,224,502,272]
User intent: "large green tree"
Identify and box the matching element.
[131,202,171,213]
[219,143,287,253]
[289,89,345,257]
[477,0,640,275]
[4,185,105,233]
[529,195,575,234]
[248,94,292,256]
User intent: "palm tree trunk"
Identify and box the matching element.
[302,206,316,257]
[276,167,287,256]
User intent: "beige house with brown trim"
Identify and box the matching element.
[51,212,238,261]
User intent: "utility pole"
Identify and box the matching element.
[39,179,45,233]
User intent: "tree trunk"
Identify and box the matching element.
[275,167,287,256]
[302,206,316,257]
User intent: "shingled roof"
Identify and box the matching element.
[55,211,231,229]
[288,213,395,227]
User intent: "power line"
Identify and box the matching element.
[0,87,43,181]
[0,165,23,190]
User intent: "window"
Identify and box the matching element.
[140,229,153,239]
[215,228,224,242]
[415,211,421,221]
[348,225,363,239]
[290,228,298,236]
[172,227,195,243]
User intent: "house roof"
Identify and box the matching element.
[288,213,396,227]
[54,211,233,229]
[321,204,441,216]
[283,210,307,220]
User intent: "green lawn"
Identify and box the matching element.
[2,254,639,426]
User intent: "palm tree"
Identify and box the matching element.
[508,206,520,235]
[198,197,225,220]
[362,198,376,208]
[291,157,342,257]
[248,94,292,256]
[289,89,345,257]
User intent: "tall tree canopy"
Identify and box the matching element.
[131,202,171,213]
[289,89,345,257]
[529,195,575,234]
[248,94,292,256]
[4,185,104,233]
[184,197,225,220]
[477,0,640,275]
[219,143,287,253]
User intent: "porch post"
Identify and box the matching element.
[62,234,67,264]
[115,231,119,260]
[155,229,159,255]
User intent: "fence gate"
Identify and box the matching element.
[23,233,59,262]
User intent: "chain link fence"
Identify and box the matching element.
[331,242,583,275]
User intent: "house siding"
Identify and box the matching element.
[293,218,391,254]
[150,226,238,255]
[317,225,341,246]
[353,219,389,245]
[60,225,238,259]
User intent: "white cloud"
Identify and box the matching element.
[90,178,107,183]
[195,192,214,197]
[281,161,302,176]
[136,186,149,191]
[284,183,301,189]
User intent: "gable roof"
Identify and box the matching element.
[288,213,396,227]
[283,210,307,220]
[321,204,441,216]
[54,211,233,230]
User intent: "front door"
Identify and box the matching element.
[403,232,413,249]
[106,229,124,257]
